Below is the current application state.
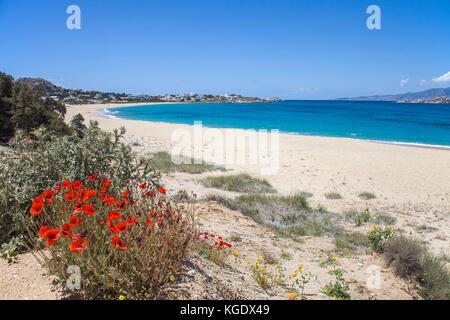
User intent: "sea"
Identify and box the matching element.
[101,100,450,148]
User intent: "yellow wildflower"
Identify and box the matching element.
[298,265,304,271]
[119,295,125,300]
[169,276,175,281]
[293,272,298,278]
[287,292,297,300]
[232,250,238,256]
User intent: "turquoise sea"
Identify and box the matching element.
[103,100,450,148]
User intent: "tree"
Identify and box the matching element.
[70,113,87,138]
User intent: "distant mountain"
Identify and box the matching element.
[337,87,450,102]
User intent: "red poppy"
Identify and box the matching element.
[81,189,97,202]
[139,182,147,189]
[73,199,82,214]
[108,220,118,234]
[122,189,130,200]
[70,237,88,253]
[112,236,127,250]
[144,191,154,198]
[66,191,77,202]
[41,190,54,205]
[158,187,166,194]
[38,225,49,238]
[108,210,122,220]
[72,181,83,190]
[104,197,116,205]
[69,216,82,227]
[98,220,105,225]
[44,229,61,247]
[145,219,154,227]
[62,180,71,189]
[82,204,95,216]
[116,221,127,232]
[102,179,110,188]
[30,196,44,216]
[88,175,97,182]
[115,200,126,210]
[61,223,72,238]
[126,217,136,226]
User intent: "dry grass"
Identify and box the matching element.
[150,151,222,174]
[200,174,276,193]
[384,235,450,300]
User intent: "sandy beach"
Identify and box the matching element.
[65,103,450,256]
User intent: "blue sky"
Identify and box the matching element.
[0,0,449,99]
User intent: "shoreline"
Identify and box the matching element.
[99,103,450,151]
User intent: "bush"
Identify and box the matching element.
[345,209,372,227]
[358,192,376,200]
[325,192,342,200]
[367,225,394,252]
[149,151,220,174]
[384,235,449,300]
[25,179,194,299]
[200,174,276,193]
[0,122,159,244]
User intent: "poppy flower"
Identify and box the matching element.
[72,181,83,190]
[108,210,122,220]
[108,220,118,234]
[88,175,97,182]
[122,189,130,200]
[70,237,87,253]
[145,219,154,227]
[139,182,147,189]
[38,225,50,238]
[126,217,136,226]
[112,236,127,250]
[144,191,154,198]
[62,180,71,189]
[98,220,105,225]
[104,197,116,205]
[81,189,97,202]
[30,196,44,216]
[102,179,110,188]
[61,223,72,238]
[44,229,60,247]
[158,187,166,194]
[116,221,127,232]
[82,204,95,216]
[66,192,77,202]
[41,190,54,205]
[73,200,82,214]
[69,216,82,227]
[115,200,126,210]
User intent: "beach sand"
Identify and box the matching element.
[65,103,450,256]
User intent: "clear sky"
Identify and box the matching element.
[1,0,449,99]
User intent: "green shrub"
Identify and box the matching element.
[335,232,370,254]
[0,122,159,244]
[150,151,220,174]
[375,214,397,226]
[25,179,194,299]
[200,174,276,193]
[384,235,449,300]
[358,192,376,200]
[204,193,342,238]
[345,209,372,226]
[367,225,394,252]
[325,192,343,200]
[321,268,351,300]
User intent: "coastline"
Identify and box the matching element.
[101,103,450,151]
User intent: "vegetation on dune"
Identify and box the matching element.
[149,151,221,174]
[325,192,343,200]
[200,174,276,193]
[358,192,376,200]
[0,121,159,245]
[25,179,194,299]
[204,193,343,238]
[384,235,450,300]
